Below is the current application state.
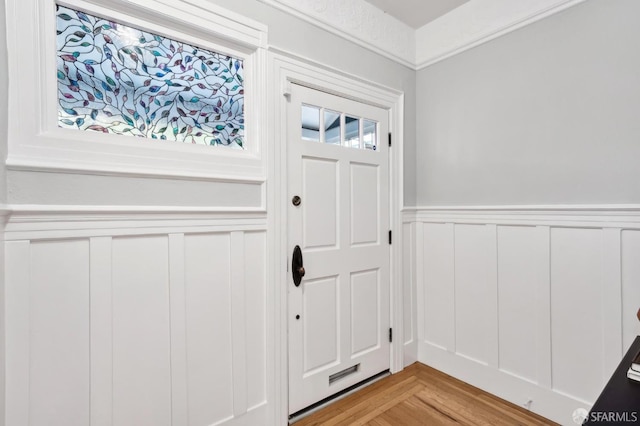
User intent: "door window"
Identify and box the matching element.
[301,104,377,150]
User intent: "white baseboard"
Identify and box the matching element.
[419,342,589,425]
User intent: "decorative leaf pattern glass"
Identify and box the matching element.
[56,5,245,148]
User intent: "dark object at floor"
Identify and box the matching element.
[585,336,640,425]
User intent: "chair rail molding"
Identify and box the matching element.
[403,204,640,228]
[2,204,267,241]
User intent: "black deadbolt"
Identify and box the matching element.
[292,245,305,287]
[292,195,301,206]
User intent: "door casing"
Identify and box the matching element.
[269,51,405,425]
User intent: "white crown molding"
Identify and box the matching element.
[259,0,416,68]
[259,0,587,70]
[414,0,588,70]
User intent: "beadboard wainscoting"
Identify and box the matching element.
[3,208,269,426]
[403,206,640,425]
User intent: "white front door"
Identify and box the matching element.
[287,83,390,415]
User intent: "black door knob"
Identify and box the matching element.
[292,245,304,287]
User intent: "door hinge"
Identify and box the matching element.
[388,230,392,245]
[388,133,392,147]
[389,328,393,343]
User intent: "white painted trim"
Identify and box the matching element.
[4,161,266,184]
[1,204,266,215]
[0,211,9,236]
[230,232,249,417]
[401,222,417,367]
[534,226,552,390]
[405,204,640,212]
[407,205,639,423]
[259,0,586,70]
[5,0,268,182]
[389,94,405,374]
[89,237,113,426]
[403,205,640,228]
[167,234,188,426]
[414,221,425,356]
[110,0,269,48]
[485,224,499,370]
[415,0,588,70]
[602,228,623,379]
[2,207,267,241]
[259,0,415,69]
[0,225,5,426]
[4,229,269,426]
[269,51,404,424]
[420,341,591,423]
[268,47,404,109]
[5,242,30,426]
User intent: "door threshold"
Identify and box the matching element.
[288,370,390,424]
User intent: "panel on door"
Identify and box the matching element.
[351,163,379,245]
[288,84,390,415]
[303,158,339,250]
[351,269,381,356]
[303,276,340,373]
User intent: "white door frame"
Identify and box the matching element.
[268,50,405,425]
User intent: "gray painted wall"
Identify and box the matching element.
[415,0,640,206]
[205,0,417,206]
[0,0,7,206]
[2,0,416,206]
[7,171,263,207]
[0,1,6,423]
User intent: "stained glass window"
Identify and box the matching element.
[56,5,245,148]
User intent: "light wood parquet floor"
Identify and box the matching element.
[294,363,556,426]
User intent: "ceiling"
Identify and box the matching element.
[363,0,470,29]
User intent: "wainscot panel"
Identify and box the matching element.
[4,208,268,426]
[404,206,640,425]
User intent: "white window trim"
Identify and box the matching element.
[5,0,268,182]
